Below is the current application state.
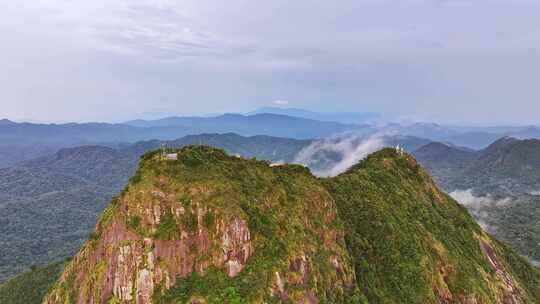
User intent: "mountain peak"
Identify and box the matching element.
[43,146,540,303]
[416,141,451,151]
[343,147,418,174]
[44,145,356,303]
[0,118,15,125]
[485,136,519,149]
[325,149,540,303]
[249,107,380,124]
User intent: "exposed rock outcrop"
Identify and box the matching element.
[43,146,356,303]
[42,146,540,304]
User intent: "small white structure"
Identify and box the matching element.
[166,153,178,160]
[270,162,285,167]
[395,145,405,156]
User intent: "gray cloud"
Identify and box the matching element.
[1,1,540,123]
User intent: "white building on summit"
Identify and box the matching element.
[395,145,404,156]
[166,153,178,160]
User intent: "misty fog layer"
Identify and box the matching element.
[450,189,540,266]
[294,134,384,177]
[450,189,511,233]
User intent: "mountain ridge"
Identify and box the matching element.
[0,133,312,283]
[38,146,540,303]
[414,136,540,195]
[44,146,360,303]
[0,115,365,168]
[247,107,380,124]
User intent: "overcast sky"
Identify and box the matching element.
[1,0,540,124]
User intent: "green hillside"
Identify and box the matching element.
[5,146,538,303]
[0,133,310,283]
[324,148,540,303]
[0,261,66,304]
[44,146,358,303]
[413,138,540,265]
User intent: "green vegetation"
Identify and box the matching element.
[155,211,180,240]
[180,211,198,233]
[127,215,141,231]
[324,148,540,303]
[495,239,540,298]
[43,145,357,303]
[144,146,356,303]
[154,269,248,304]
[0,134,310,283]
[413,138,540,265]
[19,145,540,303]
[0,260,66,304]
[461,195,540,263]
[203,211,215,228]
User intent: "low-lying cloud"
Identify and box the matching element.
[449,189,512,233]
[294,133,384,177]
[451,190,540,266]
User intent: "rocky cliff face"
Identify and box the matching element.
[43,146,540,304]
[43,146,357,303]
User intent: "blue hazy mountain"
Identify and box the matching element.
[380,122,540,150]
[4,112,540,169]
[248,107,381,124]
[0,114,370,168]
[124,113,368,138]
[0,114,366,147]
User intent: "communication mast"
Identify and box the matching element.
[160,143,166,158]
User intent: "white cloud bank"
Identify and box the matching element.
[451,189,540,266]
[294,134,384,177]
[449,189,512,233]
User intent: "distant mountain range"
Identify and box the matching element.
[413,141,478,190]
[412,137,540,264]
[3,110,540,169]
[0,114,366,167]
[1,113,363,145]
[413,137,540,196]
[124,113,369,138]
[247,107,381,124]
[381,122,540,149]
